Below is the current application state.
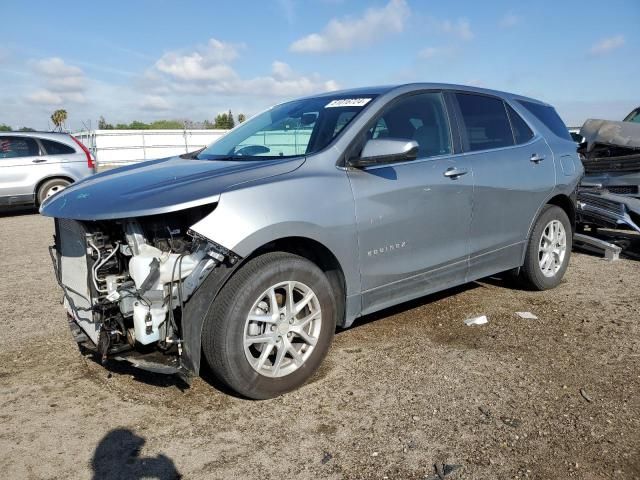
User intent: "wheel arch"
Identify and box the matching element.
[248,236,347,327]
[180,235,348,377]
[34,175,74,201]
[521,192,576,265]
[546,193,576,227]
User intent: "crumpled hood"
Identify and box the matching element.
[40,155,305,220]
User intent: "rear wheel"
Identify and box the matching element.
[519,205,572,290]
[202,252,336,399]
[37,178,70,205]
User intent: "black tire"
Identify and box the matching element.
[37,178,71,205]
[519,205,572,290]
[202,252,336,399]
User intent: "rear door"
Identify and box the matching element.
[0,136,43,204]
[451,92,555,278]
[347,91,474,313]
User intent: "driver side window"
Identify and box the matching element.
[367,92,452,158]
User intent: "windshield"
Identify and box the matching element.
[197,94,378,160]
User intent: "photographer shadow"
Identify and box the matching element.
[92,429,181,480]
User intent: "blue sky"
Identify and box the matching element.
[1,0,638,130]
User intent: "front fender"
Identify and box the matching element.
[180,166,361,375]
[189,165,360,296]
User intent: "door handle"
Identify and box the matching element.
[32,159,47,163]
[530,153,545,164]
[443,167,468,179]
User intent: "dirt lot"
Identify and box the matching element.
[0,211,638,480]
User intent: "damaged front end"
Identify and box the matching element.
[49,205,240,380]
[577,119,640,232]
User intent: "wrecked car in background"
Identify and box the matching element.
[41,83,582,399]
[577,119,640,233]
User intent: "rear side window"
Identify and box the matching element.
[506,104,534,144]
[517,100,571,140]
[455,93,514,152]
[41,138,75,155]
[0,136,39,159]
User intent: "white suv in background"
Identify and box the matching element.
[0,131,95,207]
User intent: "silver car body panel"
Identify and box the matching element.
[0,131,94,206]
[42,83,582,332]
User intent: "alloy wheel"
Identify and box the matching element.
[243,281,322,378]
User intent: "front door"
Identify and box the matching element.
[347,92,474,314]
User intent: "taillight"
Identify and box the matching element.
[70,135,95,169]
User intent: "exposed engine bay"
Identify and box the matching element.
[50,205,238,377]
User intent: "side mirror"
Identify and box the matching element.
[349,139,419,168]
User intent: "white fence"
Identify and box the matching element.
[74,129,228,168]
[74,128,315,169]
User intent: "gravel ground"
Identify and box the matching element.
[0,210,638,480]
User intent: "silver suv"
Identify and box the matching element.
[0,131,95,207]
[42,84,582,399]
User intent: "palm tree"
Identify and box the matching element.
[51,109,68,131]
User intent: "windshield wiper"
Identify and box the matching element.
[195,154,245,161]
[196,154,296,161]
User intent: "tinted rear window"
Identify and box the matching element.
[41,139,75,155]
[517,100,571,140]
[506,104,534,144]
[455,93,514,152]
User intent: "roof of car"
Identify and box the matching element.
[293,82,549,107]
[0,131,72,137]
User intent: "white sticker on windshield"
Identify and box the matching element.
[325,98,372,108]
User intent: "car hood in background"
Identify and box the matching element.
[580,119,640,151]
[40,156,306,220]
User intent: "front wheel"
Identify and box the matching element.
[519,205,572,290]
[202,252,336,399]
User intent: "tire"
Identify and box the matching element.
[37,178,71,205]
[202,252,336,399]
[519,205,572,290]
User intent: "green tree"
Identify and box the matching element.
[213,113,229,129]
[149,119,184,129]
[18,127,36,132]
[51,109,68,131]
[227,109,235,129]
[237,113,246,123]
[0,124,11,131]
[129,121,150,130]
[98,116,114,129]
